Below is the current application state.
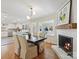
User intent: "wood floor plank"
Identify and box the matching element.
[33,43,59,59]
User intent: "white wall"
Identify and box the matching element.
[71,0,77,23]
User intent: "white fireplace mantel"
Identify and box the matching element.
[52,46,73,59]
[54,29,77,59]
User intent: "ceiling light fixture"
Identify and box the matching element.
[33,11,36,15]
[26,7,36,19]
[27,16,31,19]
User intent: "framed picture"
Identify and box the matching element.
[40,23,53,32]
[57,1,70,25]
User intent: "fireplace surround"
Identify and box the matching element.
[59,35,73,57]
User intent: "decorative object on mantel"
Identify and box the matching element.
[56,0,77,29]
[57,1,70,25]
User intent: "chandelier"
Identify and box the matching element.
[26,7,36,19]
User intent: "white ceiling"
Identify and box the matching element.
[1,0,67,24]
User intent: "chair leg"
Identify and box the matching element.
[15,53,20,59]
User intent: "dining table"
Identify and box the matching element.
[27,36,47,56]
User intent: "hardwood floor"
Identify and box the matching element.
[33,43,59,59]
[1,37,59,59]
[1,37,18,59]
[1,42,15,59]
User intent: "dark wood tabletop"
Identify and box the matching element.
[27,36,47,56]
[27,37,46,44]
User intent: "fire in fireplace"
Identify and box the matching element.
[64,42,72,52]
[59,35,73,57]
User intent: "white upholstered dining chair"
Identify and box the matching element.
[14,35,37,59]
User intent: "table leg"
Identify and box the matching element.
[37,44,39,56]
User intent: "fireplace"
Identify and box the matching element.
[59,35,73,57]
